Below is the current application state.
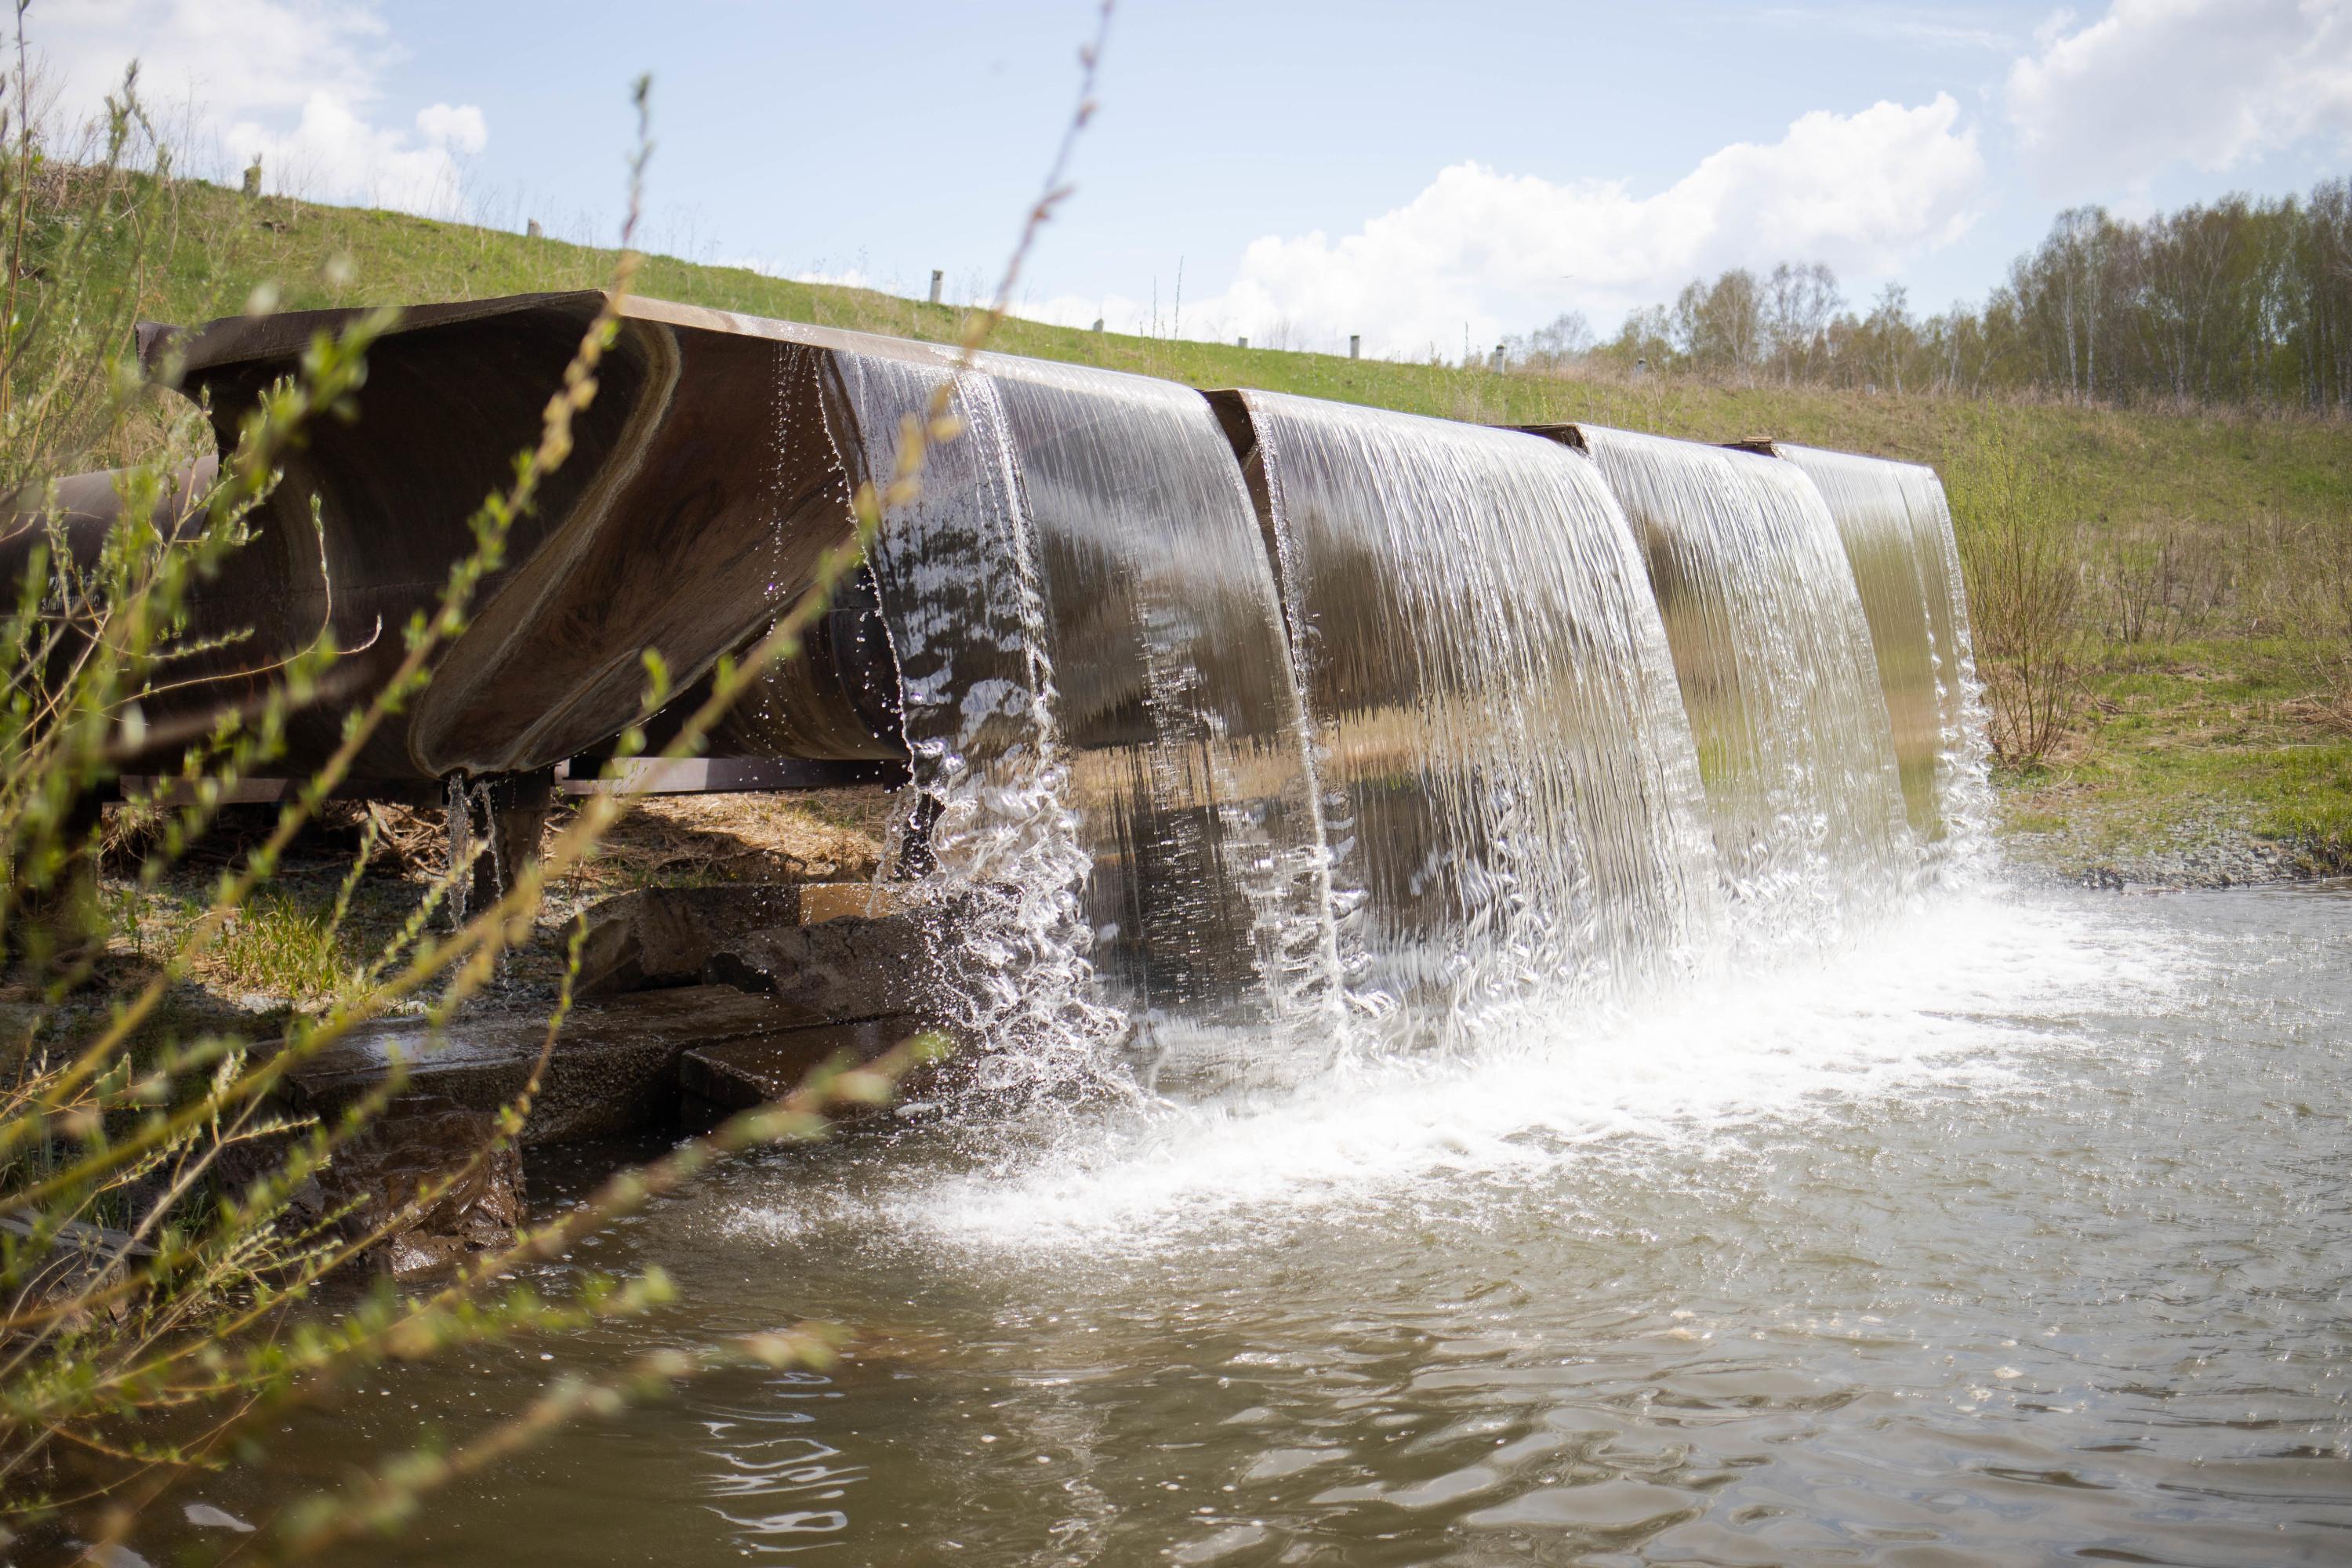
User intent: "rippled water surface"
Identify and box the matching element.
[187,881,2350,1565]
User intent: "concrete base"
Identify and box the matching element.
[677,1014,924,1111]
[574,884,804,998]
[283,985,837,1145]
[703,914,945,1019]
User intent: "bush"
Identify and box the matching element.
[0,70,954,1559]
[1948,427,2086,765]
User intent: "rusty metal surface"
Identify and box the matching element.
[126,292,891,780]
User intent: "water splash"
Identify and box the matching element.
[760,327,1995,1100]
[724,889,2176,1256]
[1576,426,1912,937]
[828,350,1115,1101]
[1890,459,1998,861]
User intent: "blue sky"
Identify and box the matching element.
[46,2,2352,358]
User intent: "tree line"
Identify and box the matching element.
[1508,175,2352,412]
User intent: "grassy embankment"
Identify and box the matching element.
[110,181,2352,875]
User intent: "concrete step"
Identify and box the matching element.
[572,882,927,999]
[282,985,843,1145]
[702,915,947,1018]
[677,1014,926,1112]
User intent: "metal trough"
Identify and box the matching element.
[13,292,935,791]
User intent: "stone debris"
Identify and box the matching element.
[2000,799,2336,891]
[0,1211,156,1311]
[270,891,960,1274]
[304,1091,523,1276]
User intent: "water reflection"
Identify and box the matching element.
[695,1374,863,1556]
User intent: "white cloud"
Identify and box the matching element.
[2005,0,2352,195]
[36,0,486,217]
[1018,96,1986,359]
[414,102,487,158]
[219,93,485,218]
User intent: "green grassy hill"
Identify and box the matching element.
[122,181,2352,877]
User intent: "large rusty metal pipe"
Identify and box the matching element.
[25,293,913,782]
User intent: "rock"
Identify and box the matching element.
[304,1092,522,1275]
[574,884,804,998]
[283,985,829,1145]
[0,1211,156,1311]
[2002,803,2330,891]
[703,914,945,1020]
[677,1014,927,1112]
[0,995,42,1062]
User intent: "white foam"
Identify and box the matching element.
[725,888,2190,1257]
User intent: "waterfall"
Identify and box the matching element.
[827,343,1340,1096]
[1221,391,1722,1052]
[757,322,1988,1091]
[1773,445,1992,858]
[1889,459,1997,856]
[136,291,1999,1106]
[1573,426,1913,935]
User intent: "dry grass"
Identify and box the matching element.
[98,787,900,1030]
[2281,693,2352,739]
[303,787,895,892]
[583,789,894,887]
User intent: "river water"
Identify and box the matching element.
[173,877,2350,1566]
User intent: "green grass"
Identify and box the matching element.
[1998,638,2352,869]
[200,891,356,1004]
[100,180,2352,872]
[2255,746,2352,858]
[122,180,2352,541]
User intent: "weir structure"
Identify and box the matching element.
[11,292,1986,1083]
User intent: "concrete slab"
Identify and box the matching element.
[677,1014,924,1112]
[703,915,945,1018]
[797,882,924,924]
[575,884,804,998]
[283,985,837,1145]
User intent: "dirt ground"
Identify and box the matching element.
[98,787,903,1036]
